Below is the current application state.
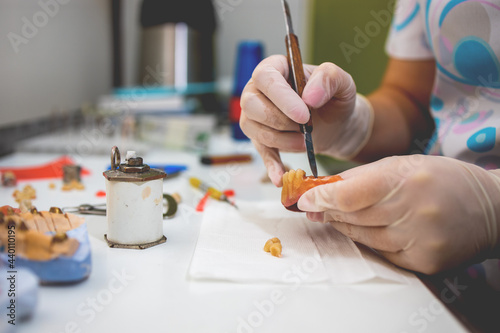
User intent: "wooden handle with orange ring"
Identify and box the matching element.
[200,154,252,165]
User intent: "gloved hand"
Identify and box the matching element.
[296,155,500,274]
[240,55,374,186]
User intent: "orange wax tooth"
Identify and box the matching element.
[281,169,343,212]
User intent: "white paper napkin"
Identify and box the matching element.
[188,200,416,285]
[305,222,416,284]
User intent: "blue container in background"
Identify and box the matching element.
[229,41,264,140]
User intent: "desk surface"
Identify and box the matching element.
[0,133,469,333]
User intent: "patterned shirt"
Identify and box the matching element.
[386,0,500,170]
[386,0,500,290]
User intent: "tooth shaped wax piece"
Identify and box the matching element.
[281,169,343,212]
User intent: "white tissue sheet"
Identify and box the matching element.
[188,201,416,285]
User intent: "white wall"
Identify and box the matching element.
[122,0,310,86]
[0,0,112,126]
[0,0,309,127]
[214,0,310,79]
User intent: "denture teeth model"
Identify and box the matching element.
[0,207,83,261]
[0,205,91,284]
[281,169,343,212]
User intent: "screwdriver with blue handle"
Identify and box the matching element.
[189,177,238,209]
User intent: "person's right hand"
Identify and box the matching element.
[240,55,373,187]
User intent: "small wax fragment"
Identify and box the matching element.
[263,237,282,257]
[270,243,282,258]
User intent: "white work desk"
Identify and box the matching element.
[1,133,468,333]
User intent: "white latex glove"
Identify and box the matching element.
[240,55,374,186]
[297,155,500,274]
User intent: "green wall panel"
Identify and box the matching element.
[309,0,396,94]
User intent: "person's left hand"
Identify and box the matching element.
[297,155,500,274]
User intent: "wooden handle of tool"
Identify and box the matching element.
[200,154,253,165]
[285,34,306,97]
[285,34,313,131]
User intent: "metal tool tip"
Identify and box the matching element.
[282,0,291,17]
[281,0,293,35]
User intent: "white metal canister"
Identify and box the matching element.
[103,147,166,249]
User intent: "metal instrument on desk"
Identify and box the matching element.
[281,0,318,178]
[63,193,178,218]
[63,203,106,216]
